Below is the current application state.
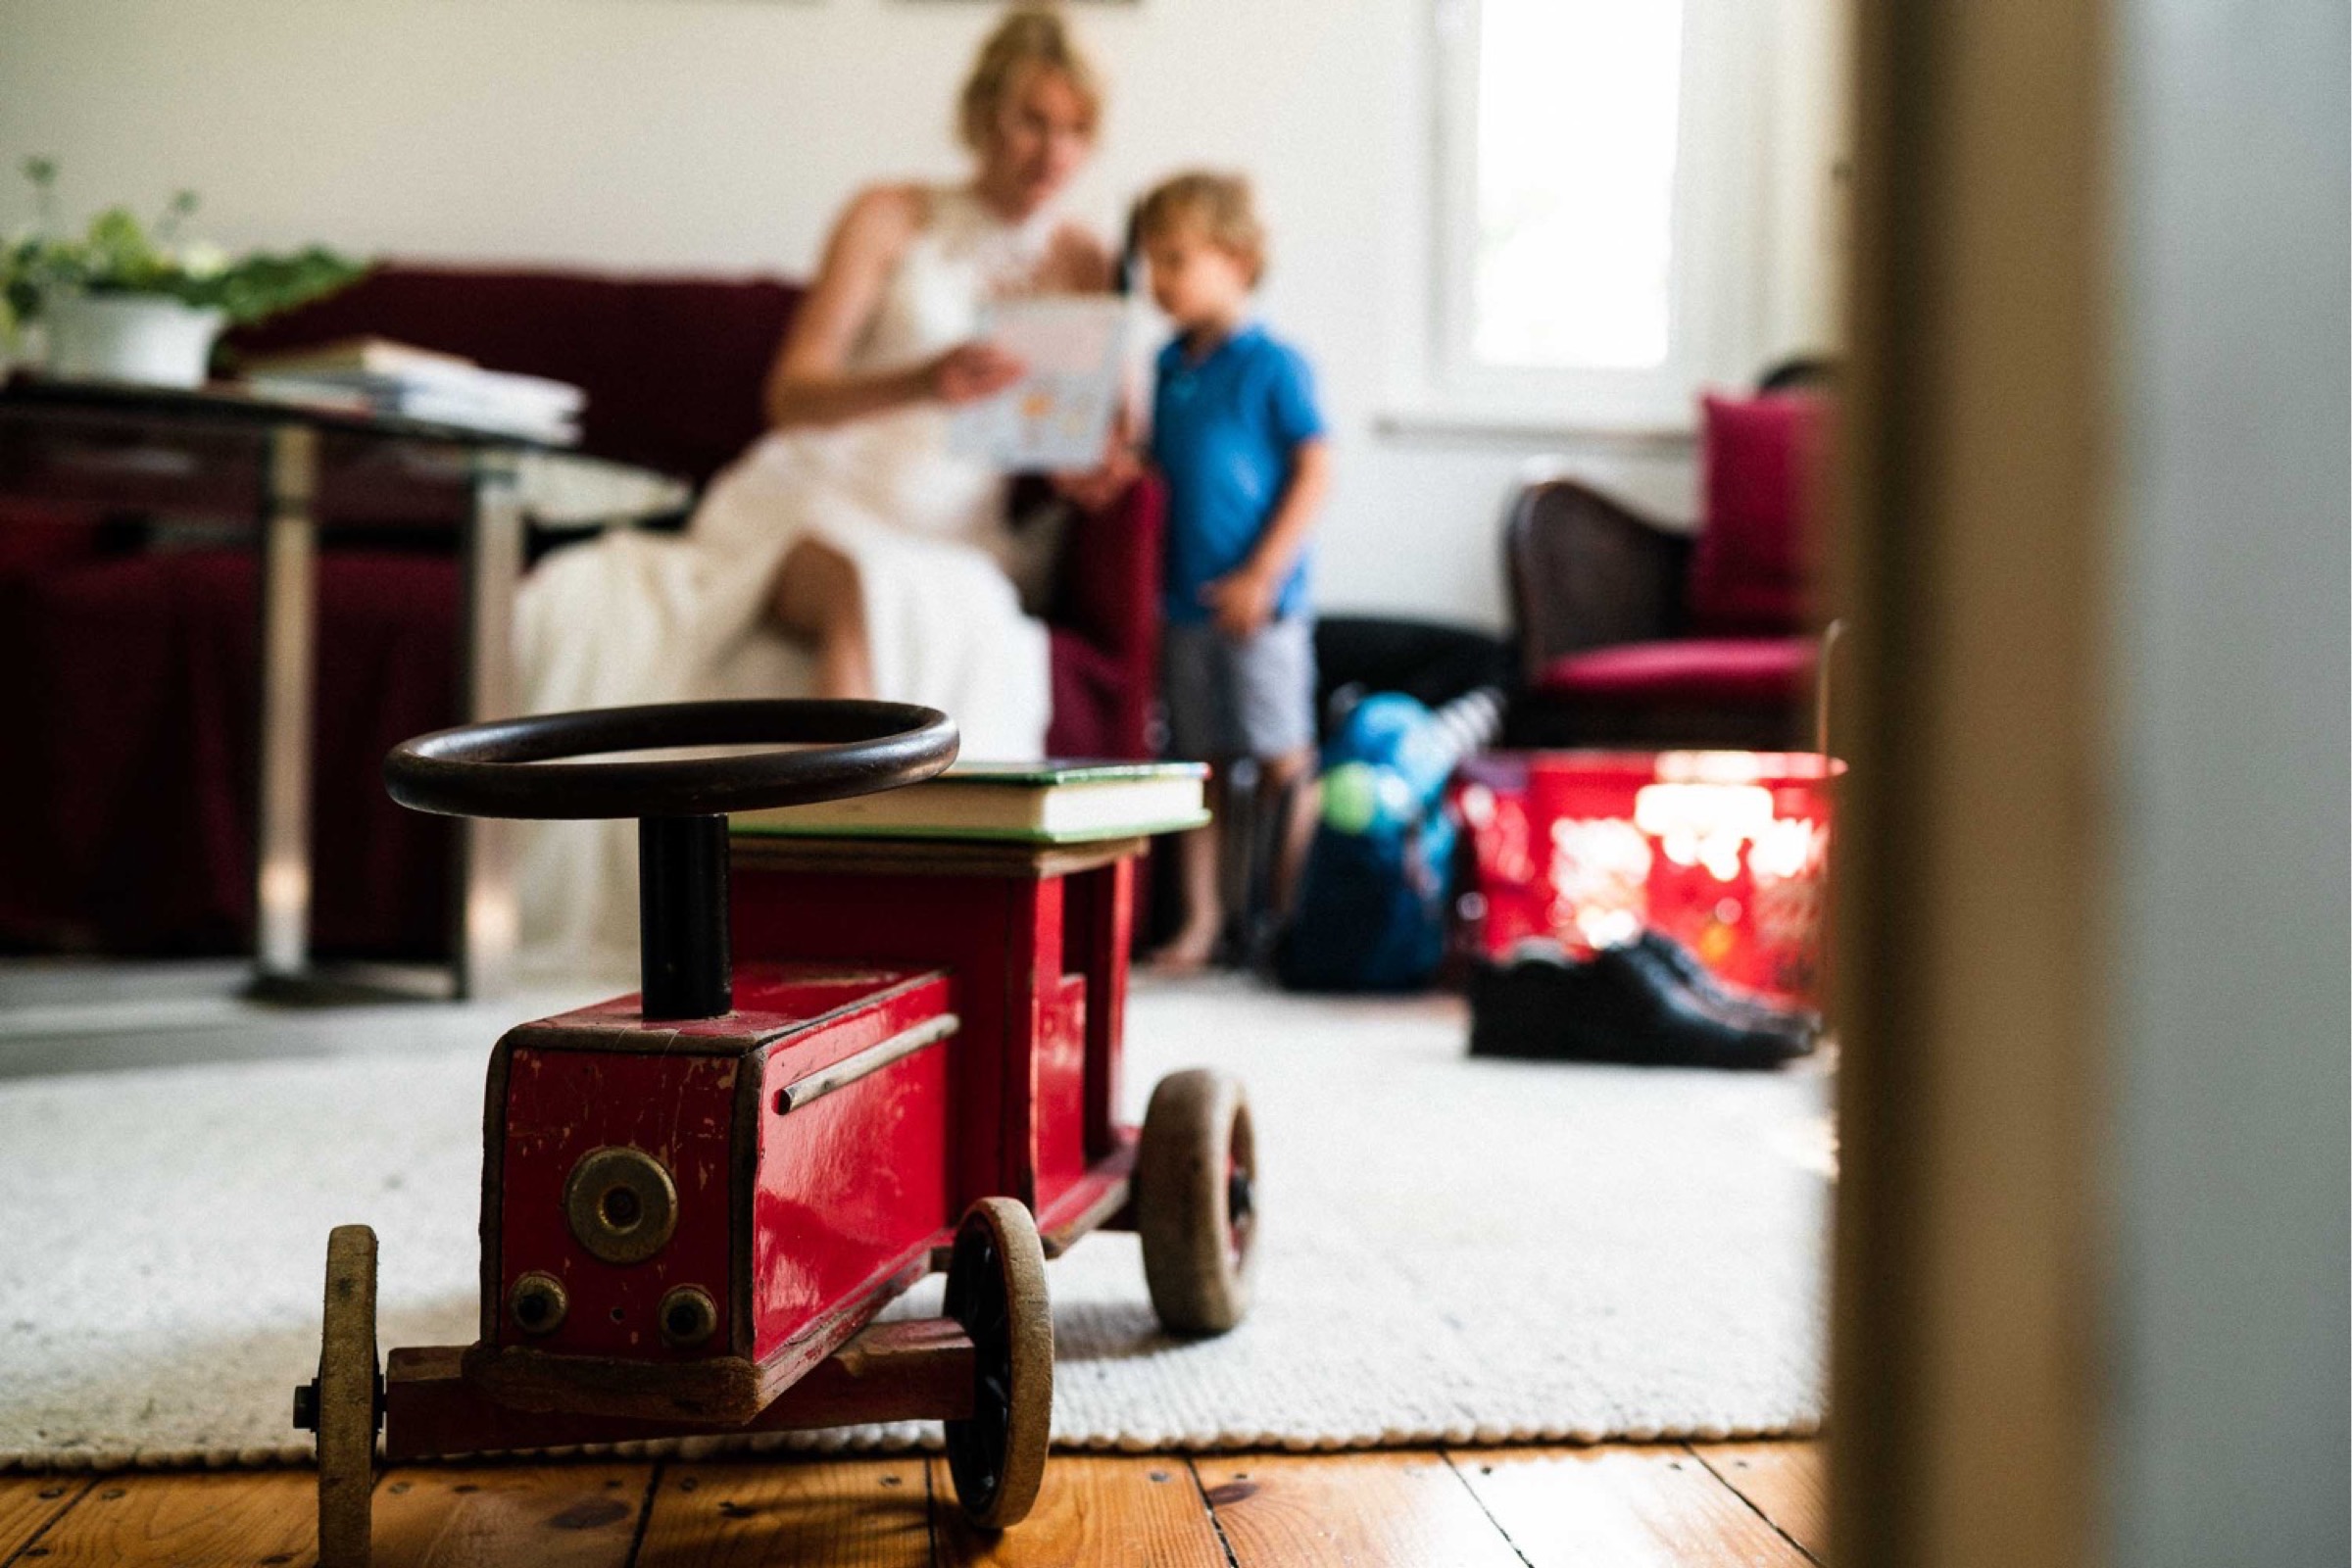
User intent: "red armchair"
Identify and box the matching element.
[1502,389,1831,751]
[0,265,1162,957]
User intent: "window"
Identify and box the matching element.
[1431,0,1770,430]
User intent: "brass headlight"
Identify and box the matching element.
[564,1146,678,1265]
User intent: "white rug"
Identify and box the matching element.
[0,977,1831,1470]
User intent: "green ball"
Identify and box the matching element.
[1321,761,1379,834]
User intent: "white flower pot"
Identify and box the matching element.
[44,292,226,388]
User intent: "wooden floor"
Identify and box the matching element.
[0,1442,1821,1566]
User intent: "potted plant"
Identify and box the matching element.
[1,158,367,388]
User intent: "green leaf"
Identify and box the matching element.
[0,162,370,326]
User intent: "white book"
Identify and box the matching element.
[244,338,586,416]
[396,388,579,442]
[949,296,1129,470]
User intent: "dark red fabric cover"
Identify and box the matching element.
[1686,392,1826,635]
[1045,476,1164,758]
[0,551,458,955]
[1533,636,1818,707]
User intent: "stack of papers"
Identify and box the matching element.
[241,338,584,444]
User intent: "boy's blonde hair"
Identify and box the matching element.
[958,6,1104,153]
[1135,172,1268,286]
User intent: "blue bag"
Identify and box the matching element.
[1273,690,1497,992]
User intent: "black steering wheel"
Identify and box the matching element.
[384,700,958,1020]
[384,699,957,820]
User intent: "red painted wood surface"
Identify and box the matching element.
[383,1320,975,1461]
[732,870,1024,1205]
[490,966,955,1372]
[1034,1132,1138,1256]
[497,1047,741,1360]
[1064,859,1134,1161]
[999,876,1061,1209]
[1033,972,1090,1203]
[734,871,1017,1208]
[528,968,945,1052]
[730,852,1141,1227]
[749,1003,956,1364]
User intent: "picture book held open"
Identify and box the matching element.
[950,296,1129,470]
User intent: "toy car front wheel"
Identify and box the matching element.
[942,1197,1054,1530]
[294,1224,381,1568]
[1136,1069,1257,1336]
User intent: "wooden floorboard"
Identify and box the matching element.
[2,1442,1826,1566]
[1193,1450,1526,1568]
[928,1454,1227,1567]
[633,1456,933,1568]
[1689,1442,1829,1564]
[0,1476,91,1562]
[371,1461,656,1568]
[1449,1445,1815,1568]
[12,1469,318,1568]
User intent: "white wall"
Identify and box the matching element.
[0,0,1842,629]
[2104,0,2350,1561]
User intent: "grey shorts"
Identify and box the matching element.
[1162,615,1318,761]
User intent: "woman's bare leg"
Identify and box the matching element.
[772,536,875,700]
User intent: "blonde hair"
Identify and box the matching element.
[1134,171,1267,285]
[957,6,1104,154]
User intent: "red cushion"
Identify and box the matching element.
[1687,392,1827,635]
[1534,637,1817,707]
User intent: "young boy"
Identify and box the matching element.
[1133,172,1332,968]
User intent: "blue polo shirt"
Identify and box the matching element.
[1151,322,1325,625]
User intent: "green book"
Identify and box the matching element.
[730,760,1210,844]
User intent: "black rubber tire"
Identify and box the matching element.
[942,1197,1054,1530]
[1136,1069,1256,1336]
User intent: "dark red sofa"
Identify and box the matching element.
[0,265,1163,957]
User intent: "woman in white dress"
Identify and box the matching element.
[514,8,1119,960]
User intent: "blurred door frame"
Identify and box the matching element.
[1832,0,2348,1563]
[1829,1,2109,1564]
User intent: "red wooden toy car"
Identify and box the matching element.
[292,701,1258,1566]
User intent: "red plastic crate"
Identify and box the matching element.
[1452,750,1841,1009]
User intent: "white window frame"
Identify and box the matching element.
[1423,0,1775,435]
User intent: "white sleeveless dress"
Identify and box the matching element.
[513,186,1061,962]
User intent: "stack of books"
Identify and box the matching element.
[240,337,584,444]
[731,760,1210,844]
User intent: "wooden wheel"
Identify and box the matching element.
[942,1197,1054,1530]
[302,1224,380,1568]
[1136,1069,1257,1336]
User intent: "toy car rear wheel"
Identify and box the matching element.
[304,1224,381,1568]
[942,1197,1054,1530]
[1137,1069,1257,1336]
